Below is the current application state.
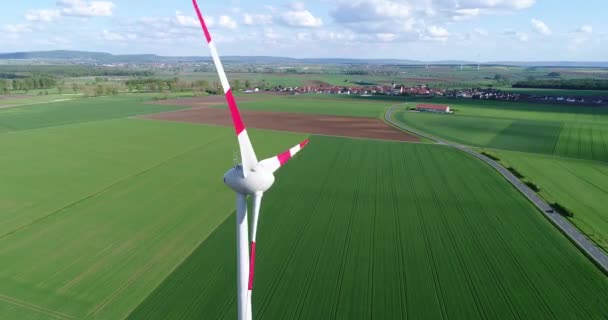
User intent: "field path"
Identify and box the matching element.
[385,105,608,274]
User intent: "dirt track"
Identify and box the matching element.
[142,107,419,142]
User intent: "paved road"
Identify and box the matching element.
[385,105,608,274]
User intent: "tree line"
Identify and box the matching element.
[0,65,153,78]
[125,78,252,94]
[512,79,608,90]
[0,76,57,93]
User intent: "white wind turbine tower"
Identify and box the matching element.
[192,1,310,320]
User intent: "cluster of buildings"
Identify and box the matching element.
[445,88,606,105]
[526,95,605,105]
[263,84,606,106]
[446,88,522,101]
[272,84,446,96]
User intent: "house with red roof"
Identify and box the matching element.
[416,103,451,113]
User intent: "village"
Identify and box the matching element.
[268,84,606,106]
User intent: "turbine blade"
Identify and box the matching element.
[236,193,251,320]
[192,0,258,177]
[259,138,310,173]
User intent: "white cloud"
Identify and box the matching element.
[25,9,61,22]
[58,0,115,17]
[577,25,593,34]
[376,33,398,42]
[425,25,450,41]
[4,24,32,33]
[531,18,551,35]
[101,30,125,41]
[504,30,529,42]
[175,11,199,28]
[474,28,489,36]
[452,8,480,20]
[457,0,535,10]
[218,15,237,29]
[243,13,273,26]
[332,0,411,23]
[280,4,323,27]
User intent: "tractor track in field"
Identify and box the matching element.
[385,105,608,275]
[0,294,75,320]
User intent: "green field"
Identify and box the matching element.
[0,117,306,319]
[393,98,608,162]
[129,136,608,319]
[393,97,608,253]
[212,94,391,118]
[0,95,187,133]
[2,95,607,319]
[495,150,608,251]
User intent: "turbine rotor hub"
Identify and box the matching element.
[224,165,275,195]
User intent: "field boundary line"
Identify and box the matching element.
[0,98,75,110]
[385,105,608,275]
[0,294,75,320]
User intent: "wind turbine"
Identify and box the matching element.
[191,1,310,320]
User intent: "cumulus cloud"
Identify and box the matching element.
[331,0,411,23]
[243,13,273,26]
[218,15,237,29]
[175,11,199,28]
[376,33,398,42]
[425,25,450,41]
[280,3,323,27]
[456,0,535,10]
[577,25,593,34]
[101,30,127,41]
[531,18,551,35]
[4,24,32,33]
[25,9,61,22]
[474,28,489,36]
[58,0,115,17]
[504,30,529,42]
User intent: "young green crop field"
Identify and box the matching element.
[0,117,307,319]
[129,136,608,320]
[392,98,608,253]
[393,98,608,162]
[0,95,186,133]
[495,150,608,251]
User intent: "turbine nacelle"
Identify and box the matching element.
[224,164,275,195]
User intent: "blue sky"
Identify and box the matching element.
[1,0,606,61]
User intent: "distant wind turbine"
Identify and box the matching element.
[192,1,310,320]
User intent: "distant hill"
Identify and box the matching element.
[0,50,607,68]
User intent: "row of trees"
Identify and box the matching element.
[513,79,608,90]
[0,65,154,78]
[125,78,253,94]
[0,77,57,93]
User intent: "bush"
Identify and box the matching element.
[481,151,500,161]
[507,167,524,179]
[551,202,574,217]
[524,181,540,192]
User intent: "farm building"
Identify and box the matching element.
[416,103,451,113]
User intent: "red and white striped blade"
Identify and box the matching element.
[192,0,257,176]
[258,139,310,173]
[246,192,262,319]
